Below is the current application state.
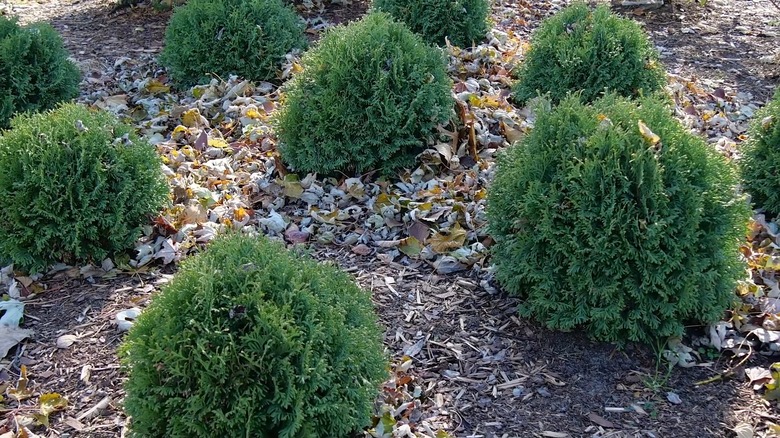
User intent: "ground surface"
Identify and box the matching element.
[0,0,779,437]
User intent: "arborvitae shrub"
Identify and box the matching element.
[372,0,489,47]
[512,3,666,106]
[741,89,780,215]
[0,16,80,128]
[121,234,387,438]
[276,12,453,176]
[487,94,749,344]
[160,0,307,87]
[0,104,168,273]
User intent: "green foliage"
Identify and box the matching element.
[0,104,168,273]
[372,0,489,47]
[276,13,453,176]
[121,234,387,438]
[512,3,666,105]
[740,89,780,215]
[0,16,80,128]
[487,94,749,344]
[160,0,307,87]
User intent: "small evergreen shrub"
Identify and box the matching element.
[487,94,749,344]
[0,104,168,273]
[512,3,666,105]
[372,0,489,47]
[160,0,307,87]
[0,16,80,128]
[121,234,387,438]
[276,12,453,175]
[740,89,780,215]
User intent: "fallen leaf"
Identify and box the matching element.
[0,327,32,359]
[33,393,67,427]
[733,423,754,438]
[352,244,372,256]
[408,221,430,243]
[429,223,467,254]
[587,412,614,428]
[398,237,423,257]
[638,120,660,146]
[8,365,33,401]
[56,334,77,349]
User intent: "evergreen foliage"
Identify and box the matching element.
[512,3,666,105]
[121,234,387,438]
[0,104,168,273]
[0,16,80,128]
[740,89,780,215]
[487,94,749,344]
[372,0,489,47]
[160,0,307,87]
[276,13,453,176]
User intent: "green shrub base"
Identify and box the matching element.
[487,95,749,344]
[121,234,387,438]
[0,104,168,273]
[0,16,80,128]
[512,3,666,105]
[160,0,307,87]
[741,89,780,215]
[372,0,489,47]
[276,12,454,176]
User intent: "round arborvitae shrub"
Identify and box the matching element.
[160,0,307,87]
[0,16,80,128]
[372,0,489,47]
[276,12,453,176]
[0,103,168,273]
[487,94,749,344]
[741,89,780,215]
[512,3,666,106]
[121,234,387,438]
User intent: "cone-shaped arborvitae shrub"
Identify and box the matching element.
[512,3,666,106]
[276,13,453,176]
[741,89,780,215]
[160,0,307,87]
[0,16,80,128]
[121,234,387,438]
[487,94,749,344]
[372,0,489,47]
[0,104,168,273]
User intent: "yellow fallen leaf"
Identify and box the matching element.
[234,207,248,222]
[429,223,468,254]
[144,79,170,94]
[638,120,660,146]
[181,109,204,128]
[208,138,229,149]
[34,393,68,427]
[8,365,32,402]
[245,107,262,119]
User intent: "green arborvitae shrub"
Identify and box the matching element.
[276,12,453,176]
[160,0,307,87]
[0,16,80,128]
[740,89,780,215]
[487,94,749,344]
[512,3,666,106]
[121,234,387,438]
[0,104,168,273]
[372,0,489,47]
